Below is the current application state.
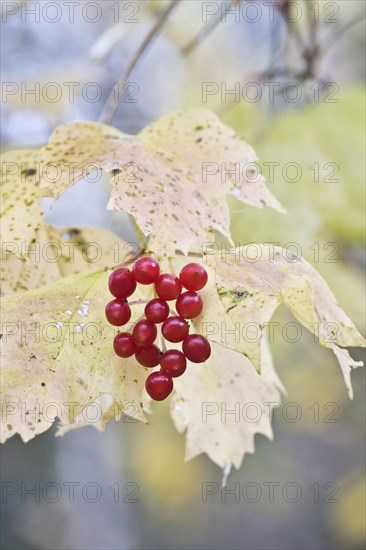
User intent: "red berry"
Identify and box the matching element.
[176,291,203,319]
[144,298,169,324]
[145,371,173,401]
[113,332,137,358]
[162,316,189,343]
[160,350,187,378]
[135,344,161,367]
[179,263,208,291]
[155,274,182,301]
[132,256,160,284]
[132,319,157,347]
[105,299,131,326]
[182,334,211,363]
[108,268,136,299]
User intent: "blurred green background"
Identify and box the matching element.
[1,1,365,549]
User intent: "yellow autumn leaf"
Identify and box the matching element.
[171,337,284,470]
[172,245,365,395]
[39,109,284,257]
[1,225,133,296]
[0,149,134,294]
[1,148,42,252]
[0,270,150,444]
[1,246,364,469]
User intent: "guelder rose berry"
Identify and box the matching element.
[132,256,160,284]
[144,298,170,324]
[155,274,182,301]
[160,350,187,378]
[162,316,189,343]
[132,320,157,347]
[145,371,173,401]
[105,300,131,326]
[183,334,211,363]
[107,256,211,400]
[113,332,137,358]
[108,268,136,299]
[135,344,161,368]
[179,263,208,291]
[175,291,203,319]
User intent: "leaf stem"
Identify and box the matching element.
[99,0,182,125]
[129,300,150,306]
[129,215,148,252]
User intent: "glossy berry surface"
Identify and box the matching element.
[155,274,182,301]
[105,299,131,326]
[162,316,189,343]
[132,319,157,347]
[106,256,211,395]
[183,334,211,363]
[145,371,173,401]
[179,263,208,291]
[160,350,187,378]
[175,291,203,319]
[144,298,170,324]
[135,344,161,368]
[108,268,136,299]
[113,332,137,358]
[132,256,160,284]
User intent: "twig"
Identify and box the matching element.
[182,0,242,56]
[160,330,167,352]
[320,15,366,53]
[286,11,306,51]
[119,248,144,268]
[99,0,182,125]
[306,1,317,47]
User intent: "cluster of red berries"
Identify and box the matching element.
[105,257,211,401]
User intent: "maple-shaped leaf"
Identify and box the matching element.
[171,246,365,397]
[39,109,284,257]
[1,246,364,468]
[0,149,133,294]
[0,270,150,443]
[171,337,284,470]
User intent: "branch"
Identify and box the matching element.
[99,0,182,125]
[320,15,366,53]
[182,0,242,56]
